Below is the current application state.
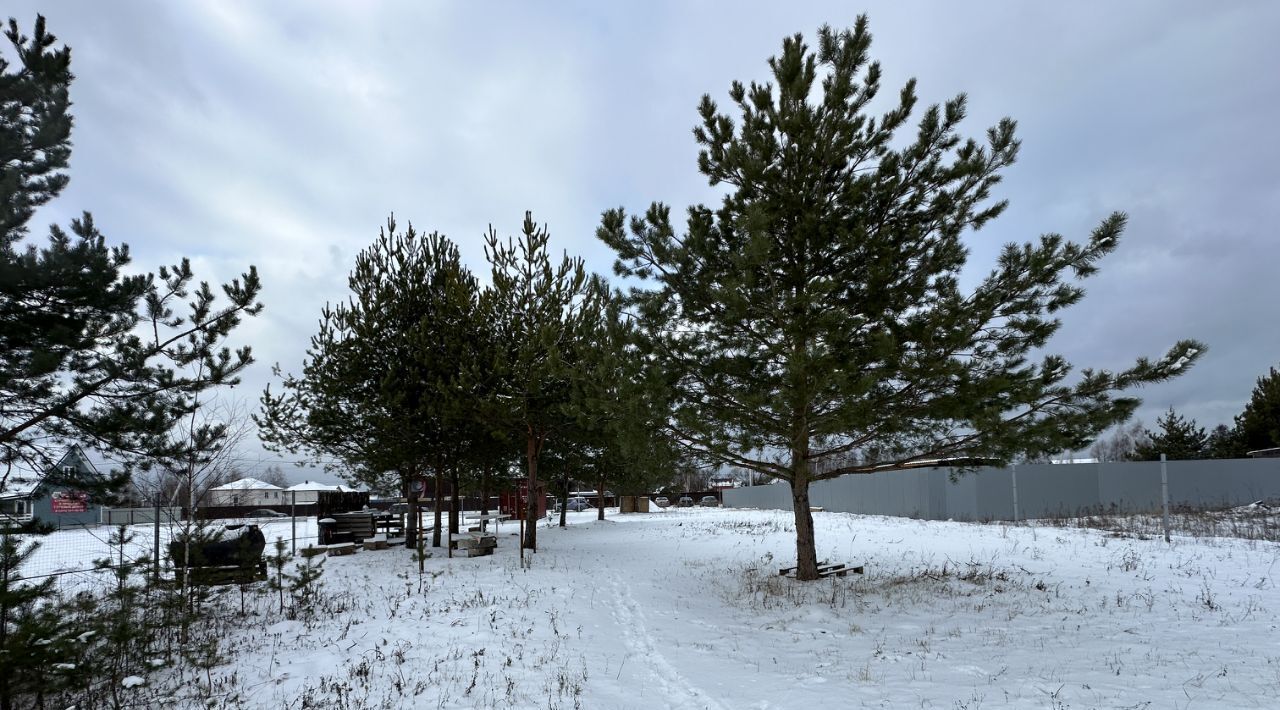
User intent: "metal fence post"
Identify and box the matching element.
[153,496,161,582]
[1011,463,1020,523]
[1160,453,1170,543]
[291,490,297,556]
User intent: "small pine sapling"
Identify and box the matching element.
[89,525,154,702]
[266,537,289,614]
[284,554,325,618]
[0,534,76,709]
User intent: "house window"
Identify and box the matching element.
[1,499,28,518]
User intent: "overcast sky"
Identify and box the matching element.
[9,1,1279,480]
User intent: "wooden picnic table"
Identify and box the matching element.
[446,514,509,558]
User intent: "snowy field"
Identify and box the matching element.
[20,507,1280,708]
[137,506,1277,710]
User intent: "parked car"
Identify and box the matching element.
[677,496,694,507]
[699,496,720,507]
[654,496,670,507]
[565,497,592,512]
[387,503,411,516]
[245,509,287,519]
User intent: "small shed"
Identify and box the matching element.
[618,496,651,513]
[0,447,106,529]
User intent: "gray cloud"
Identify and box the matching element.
[8,0,1278,477]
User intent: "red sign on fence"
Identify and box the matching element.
[51,490,89,514]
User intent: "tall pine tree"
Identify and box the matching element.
[258,217,480,548]
[1205,423,1244,459]
[598,18,1203,580]
[1,16,263,490]
[482,212,608,551]
[1235,365,1280,453]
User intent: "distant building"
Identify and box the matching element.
[1248,447,1280,459]
[0,446,106,529]
[284,480,361,504]
[207,477,285,507]
[710,478,739,490]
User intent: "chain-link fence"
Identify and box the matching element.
[6,505,323,588]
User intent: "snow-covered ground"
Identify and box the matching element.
[26,507,1280,708]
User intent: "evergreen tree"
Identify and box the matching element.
[573,306,680,520]
[0,16,69,245]
[482,212,609,551]
[266,537,288,613]
[0,535,70,710]
[259,217,481,548]
[1,16,263,490]
[1130,407,1208,460]
[1235,365,1280,453]
[1205,423,1244,459]
[597,18,1203,580]
[282,553,325,618]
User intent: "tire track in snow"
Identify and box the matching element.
[609,575,729,710]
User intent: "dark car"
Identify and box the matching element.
[677,496,694,507]
[245,509,288,519]
[699,496,720,507]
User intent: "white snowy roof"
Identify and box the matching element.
[285,481,359,493]
[0,461,42,499]
[211,477,284,491]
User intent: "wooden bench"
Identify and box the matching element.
[778,561,864,578]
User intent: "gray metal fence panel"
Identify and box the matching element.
[1011,463,1100,519]
[1096,461,1163,511]
[99,507,183,525]
[722,457,1280,521]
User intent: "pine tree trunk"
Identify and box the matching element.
[523,432,539,551]
[0,555,9,710]
[432,470,442,548]
[790,456,820,581]
[404,486,419,549]
[559,471,568,528]
[597,477,606,521]
[448,468,460,535]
